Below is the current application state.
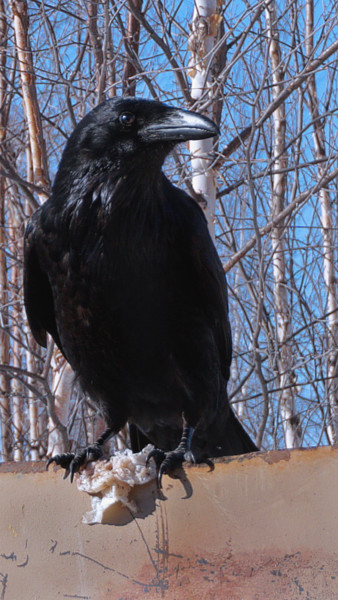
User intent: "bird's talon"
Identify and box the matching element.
[86,443,103,461]
[46,452,75,471]
[69,465,77,483]
[146,448,166,468]
[150,448,196,488]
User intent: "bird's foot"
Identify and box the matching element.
[147,447,196,488]
[46,442,103,483]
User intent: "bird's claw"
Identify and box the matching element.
[46,443,104,483]
[46,452,75,480]
[147,447,195,488]
[146,448,166,469]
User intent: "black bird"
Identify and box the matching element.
[24,97,257,484]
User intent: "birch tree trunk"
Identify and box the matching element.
[47,350,74,457]
[188,0,222,238]
[230,200,248,420]
[25,146,41,460]
[87,0,106,103]
[0,191,11,460]
[305,0,338,444]
[265,2,301,448]
[104,0,116,96]
[123,0,143,96]
[0,0,11,461]
[11,0,49,199]
[11,0,51,457]
[9,201,23,461]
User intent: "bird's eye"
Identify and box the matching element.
[119,112,136,126]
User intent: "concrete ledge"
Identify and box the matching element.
[0,446,337,599]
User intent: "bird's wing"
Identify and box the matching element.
[24,214,63,351]
[185,198,232,381]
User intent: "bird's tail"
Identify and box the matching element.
[191,404,258,459]
[130,406,258,458]
[222,407,258,454]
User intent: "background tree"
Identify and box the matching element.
[0,0,337,461]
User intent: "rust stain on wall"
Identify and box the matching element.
[259,449,291,464]
[0,460,46,474]
[129,549,337,600]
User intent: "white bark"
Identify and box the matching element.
[0,0,11,461]
[27,348,39,460]
[305,0,338,443]
[11,0,49,199]
[25,146,40,460]
[9,203,23,461]
[231,201,248,418]
[188,0,221,238]
[47,350,74,457]
[266,2,301,448]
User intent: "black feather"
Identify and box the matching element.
[24,97,257,480]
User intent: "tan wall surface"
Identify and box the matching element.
[0,446,337,599]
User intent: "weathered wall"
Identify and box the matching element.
[0,446,337,599]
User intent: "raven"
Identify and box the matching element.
[24,97,257,484]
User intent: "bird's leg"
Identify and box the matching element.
[147,417,196,487]
[46,427,114,483]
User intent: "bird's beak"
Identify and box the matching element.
[141,107,219,143]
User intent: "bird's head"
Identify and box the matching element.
[61,97,219,172]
